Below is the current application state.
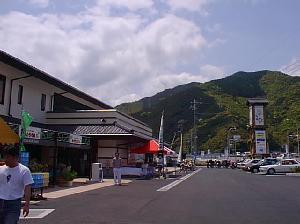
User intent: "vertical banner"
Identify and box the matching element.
[158,111,165,166]
[177,133,183,163]
[254,106,264,126]
[255,130,267,154]
[158,111,164,151]
[249,106,253,125]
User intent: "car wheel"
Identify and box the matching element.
[267,168,275,175]
[253,168,259,173]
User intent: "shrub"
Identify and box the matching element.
[63,170,77,181]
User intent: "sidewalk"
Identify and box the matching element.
[43,179,132,199]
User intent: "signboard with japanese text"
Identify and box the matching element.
[233,135,241,141]
[69,134,83,145]
[254,106,264,126]
[19,126,41,140]
[255,130,267,154]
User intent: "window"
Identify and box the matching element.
[41,94,46,111]
[0,75,5,104]
[18,85,23,105]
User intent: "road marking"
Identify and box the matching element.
[266,175,286,177]
[157,169,202,192]
[20,209,55,219]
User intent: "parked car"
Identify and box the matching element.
[237,159,251,169]
[249,158,278,173]
[243,159,261,171]
[259,159,300,175]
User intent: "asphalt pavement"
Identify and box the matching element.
[21,168,300,224]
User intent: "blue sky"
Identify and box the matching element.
[0,0,299,105]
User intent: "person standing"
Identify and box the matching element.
[112,152,122,186]
[0,147,34,223]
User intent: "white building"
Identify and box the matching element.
[0,50,152,178]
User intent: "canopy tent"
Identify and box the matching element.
[130,140,176,155]
[0,117,19,145]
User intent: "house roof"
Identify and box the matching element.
[49,124,133,136]
[0,50,112,109]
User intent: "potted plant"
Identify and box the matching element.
[62,170,77,187]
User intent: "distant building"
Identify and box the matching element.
[0,50,152,178]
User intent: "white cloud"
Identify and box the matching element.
[165,0,210,13]
[0,2,223,106]
[96,0,154,11]
[26,0,49,8]
[199,64,224,79]
[280,58,300,76]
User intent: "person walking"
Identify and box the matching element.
[0,146,34,224]
[112,152,122,186]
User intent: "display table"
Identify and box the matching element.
[121,167,142,176]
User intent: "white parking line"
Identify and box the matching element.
[157,169,202,192]
[20,209,55,219]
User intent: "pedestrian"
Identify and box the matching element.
[0,146,34,224]
[112,152,122,186]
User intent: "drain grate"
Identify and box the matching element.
[20,209,55,219]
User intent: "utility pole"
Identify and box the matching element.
[297,127,300,156]
[190,99,201,155]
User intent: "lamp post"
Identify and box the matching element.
[297,127,300,156]
[285,118,300,156]
[227,127,237,157]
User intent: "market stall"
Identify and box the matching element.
[0,117,19,146]
[0,117,19,165]
[130,140,176,155]
[129,140,176,177]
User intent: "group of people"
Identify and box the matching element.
[0,146,33,224]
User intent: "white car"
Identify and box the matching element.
[243,159,262,170]
[237,159,251,169]
[259,159,300,175]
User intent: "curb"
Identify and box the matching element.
[286,173,300,177]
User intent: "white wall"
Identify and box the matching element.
[0,62,106,123]
[97,139,129,167]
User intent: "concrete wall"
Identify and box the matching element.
[97,139,129,168]
[0,62,105,123]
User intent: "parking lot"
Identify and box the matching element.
[21,168,300,224]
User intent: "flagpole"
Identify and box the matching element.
[158,110,165,179]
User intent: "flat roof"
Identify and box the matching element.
[0,50,112,109]
[246,98,268,105]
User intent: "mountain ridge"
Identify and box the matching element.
[117,70,300,153]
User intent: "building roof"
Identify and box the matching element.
[49,124,133,136]
[0,50,112,109]
[246,98,269,105]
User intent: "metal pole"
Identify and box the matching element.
[193,99,196,155]
[227,132,229,156]
[285,131,290,154]
[234,140,237,161]
[190,129,193,154]
[297,127,299,156]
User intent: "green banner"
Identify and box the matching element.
[20,111,33,152]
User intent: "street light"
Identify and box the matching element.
[227,127,237,157]
[286,119,300,156]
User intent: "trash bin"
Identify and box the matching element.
[91,163,103,182]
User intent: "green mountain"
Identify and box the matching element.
[117,70,300,153]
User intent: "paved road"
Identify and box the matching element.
[21,169,300,224]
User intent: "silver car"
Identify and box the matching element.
[259,159,300,175]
